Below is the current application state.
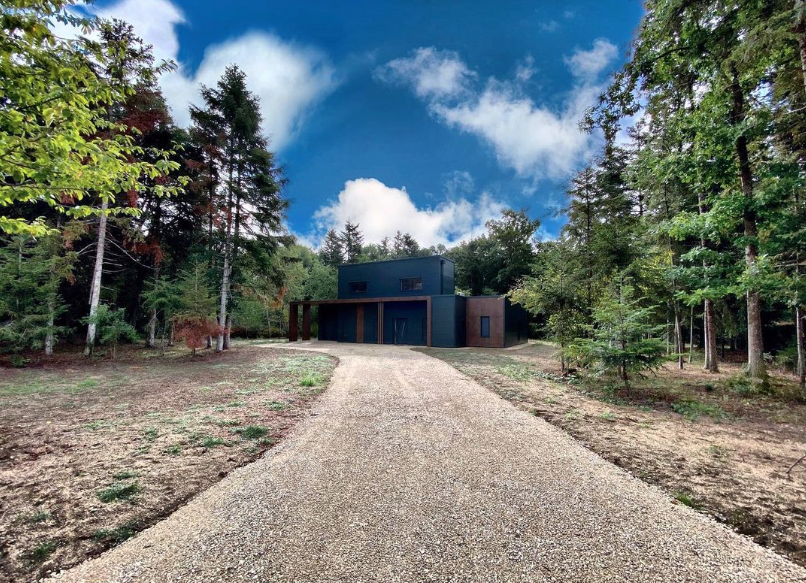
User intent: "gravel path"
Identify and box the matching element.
[51,343,805,582]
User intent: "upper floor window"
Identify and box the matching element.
[400,277,423,292]
[480,316,490,338]
[349,281,367,293]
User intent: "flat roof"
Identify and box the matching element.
[338,255,454,268]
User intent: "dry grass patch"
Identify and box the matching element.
[417,342,806,567]
[0,343,335,582]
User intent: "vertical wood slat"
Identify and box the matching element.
[356,305,364,343]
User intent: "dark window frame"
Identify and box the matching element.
[400,276,423,292]
[349,281,368,294]
[480,316,490,338]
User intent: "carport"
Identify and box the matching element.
[288,296,433,347]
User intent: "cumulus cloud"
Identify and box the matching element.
[564,38,618,82]
[77,0,336,150]
[376,41,619,181]
[312,178,505,248]
[374,47,475,99]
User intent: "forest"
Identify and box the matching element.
[0,0,804,394]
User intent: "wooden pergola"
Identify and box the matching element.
[288,296,433,347]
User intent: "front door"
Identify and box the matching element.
[393,318,407,345]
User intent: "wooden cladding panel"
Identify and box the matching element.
[465,297,505,348]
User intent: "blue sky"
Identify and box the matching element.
[87,0,644,247]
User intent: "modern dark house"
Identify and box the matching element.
[288,256,528,348]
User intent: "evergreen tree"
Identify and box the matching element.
[567,279,666,391]
[0,235,74,354]
[190,66,286,353]
[319,229,344,267]
[341,221,364,263]
[173,263,218,356]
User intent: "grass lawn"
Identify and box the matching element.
[417,341,806,567]
[0,342,335,582]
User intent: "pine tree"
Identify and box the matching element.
[341,221,364,263]
[173,264,218,356]
[190,66,285,353]
[0,235,74,354]
[319,229,344,267]
[568,278,666,391]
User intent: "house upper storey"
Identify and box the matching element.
[337,256,455,300]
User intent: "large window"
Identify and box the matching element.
[400,277,423,292]
[480,316,490,338]
[349,281,367,293]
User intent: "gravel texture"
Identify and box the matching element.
[50,342,806,582]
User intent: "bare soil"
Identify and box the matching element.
[0,341,336,583]
[417,342,806,567]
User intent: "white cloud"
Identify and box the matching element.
[374,47,475,99]
[377,42,619,181]
[75,0,336,150]
[515,55,536,82]
[539,20,559,32]
[564,38,618,82]
[312,178,505,248]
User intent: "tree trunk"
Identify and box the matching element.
[85,198,109,355]
[704,299,719,372]
[730,71,766,380]
[796,306,805,389]
[147,308,157,348]
[45,302,54,356]
[688,306,694,364]
[223,314,231,349]
[217,251,230,353]
[674,306,684,369]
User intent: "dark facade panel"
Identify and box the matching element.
[466,297,506,348]
[383,301,427,346]
[504,298,529,347]
[318,305,338,341]
[337,304,358,343]
[430,295,456,348]
[338,256,455,300]
[363,303,379,344]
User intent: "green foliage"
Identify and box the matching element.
[341,221,364,263]
[0,1,185,235]
[0,234,74,353]
[318,229,344,267]
[83,305,138,358]
[510,241,586,371]
[567,280,666,389]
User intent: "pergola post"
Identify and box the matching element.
[302,304,311,341]
[289,303,299,342]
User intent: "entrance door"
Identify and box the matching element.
[393,318,407,345]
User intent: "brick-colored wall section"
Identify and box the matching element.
[466,297,505,348]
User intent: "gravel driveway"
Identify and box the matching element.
[51,342,805,582]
